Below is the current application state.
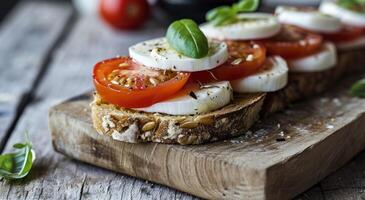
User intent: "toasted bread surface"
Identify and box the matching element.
[91,93,265,144]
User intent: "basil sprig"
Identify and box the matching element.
[206,0,260,27]
[338,0,365,13]
[350,78,365,97]
[0,132,35,180]
[166,19,209,59]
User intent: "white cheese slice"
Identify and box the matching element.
[200,13,281,40]
[231,56,288,93]
[129,37,228,72]
[276,6,341,33]
[134,81,233,115]
[320,1,365,27]
[289,42,337,72]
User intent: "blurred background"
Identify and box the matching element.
[0,0,321,26]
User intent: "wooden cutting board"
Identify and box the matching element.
[49,74,365,200]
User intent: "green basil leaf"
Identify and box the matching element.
[166,19,209,58]
[206,6,238,27]
[0,133,35,180]
[0,154,15,172]
[206,0,260,27]
[210,15,238,27]
[233,0,260,12]
[206,6,234,21]
[338,0,355,9]
[13,143,26,149]
[350,78,365,97]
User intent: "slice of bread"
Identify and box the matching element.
[91,49,365,145]
[91,92,265,145]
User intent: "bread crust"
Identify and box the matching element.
[91,49,365,145]
[91,93,265,144]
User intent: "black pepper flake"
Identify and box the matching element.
[276,138,286,142]
[189,91,197,99]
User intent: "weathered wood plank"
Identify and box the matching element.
[0,15,197,199]
[0,1,72,148]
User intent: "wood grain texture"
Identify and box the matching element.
[50,72,365,199]
[0,1,72,148]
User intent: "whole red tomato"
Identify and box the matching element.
[99,0,150,30]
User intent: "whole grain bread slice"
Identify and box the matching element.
[91,92,265,145]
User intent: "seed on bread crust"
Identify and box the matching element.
[180,121,199,129]
[174,116,187,123]
[194,116,214,125]
[142,121,156,132]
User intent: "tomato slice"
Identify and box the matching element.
[192,41,266,83]
[262,25,323,59]
[323,25,364,43]
[93,57,190,108]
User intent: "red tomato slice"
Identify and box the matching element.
[262,25,323,59]
[323,25,364,43]
[93,57,190,108]
[192,42,266,83]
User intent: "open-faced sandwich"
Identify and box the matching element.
[91,0,365,145]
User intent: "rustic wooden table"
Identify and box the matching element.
[0,1,364,199]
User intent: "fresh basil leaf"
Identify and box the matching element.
[0,154,15,172]
[355,0,365,4]
[338,0,355,9]
[206,6,234,21]
[210,15,238,27]
[206,0,260,27]
[233,0,260,12]
[166,19,209,58]
[13,143,26,149]
[350,78,365,97]
[0,133,35,180]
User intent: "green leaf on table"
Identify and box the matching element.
[0,132,35,180]
[166,19,209,58]
[350,78,365,97]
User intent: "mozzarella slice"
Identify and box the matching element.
[275,6,341,33]
[231,56,288,93]
[134,81,233,115]
[200,13,281,40]
[336,35,365,50]
[289,42,337,72]
[129,38,228,72]
[320,1,365,27]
